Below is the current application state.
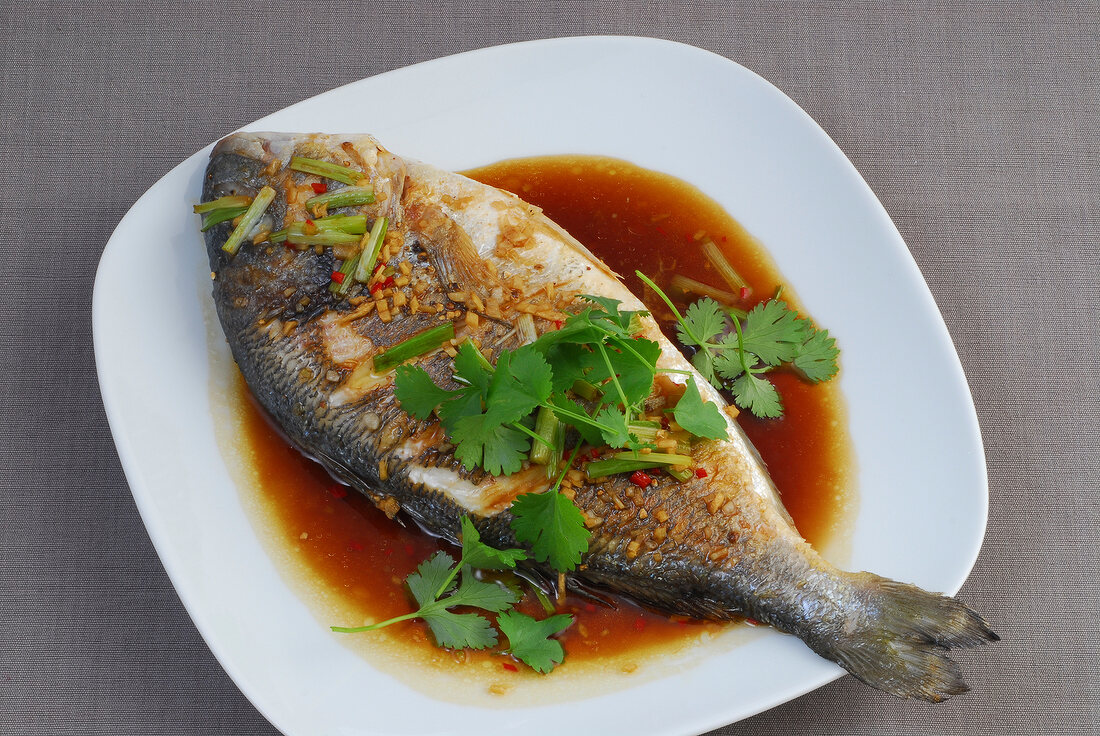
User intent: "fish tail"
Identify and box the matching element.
[823,573,998,702]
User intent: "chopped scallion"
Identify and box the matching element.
[311,214,367,234]
[289,156,364,186]
[222,186,275,255]
[353,217,389,283]
[665,466,694,482]
[329,252,360,297]
[701,239,748,291]
[585,458,667,479]
[611,451,692,465]
[305,186,375,210]
[288,230,362,247]
[194,195,251,214]
[201,206,248,231]
[373,323,456,373]
[668,273,740,306]
[626,421,660,443]
[570,379,603,402]
[529,407,562,466]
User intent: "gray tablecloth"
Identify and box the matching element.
[3,2,1096,734]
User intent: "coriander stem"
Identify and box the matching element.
[551,443,585,494]
[529,407,561,465]
[512,421,555,449]
[732,311,754,375]
[434,563,464,601]
[637,270,720,386]
[595,342,630,411]
[542,403,616,435]
[331,610,420,633]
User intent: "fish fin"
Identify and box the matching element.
[414,204,493,289]
[825,574,998,702]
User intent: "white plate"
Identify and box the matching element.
[94,37,988,735]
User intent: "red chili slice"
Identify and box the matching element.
[502,662,518,672]
[310,182,327,195]
[328,484,347,499]
[629,470,652,488]
[331,271,346,284]
[695,468,708,478]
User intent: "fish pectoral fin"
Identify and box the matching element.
[821,574,999,702]
[413,204,493,290]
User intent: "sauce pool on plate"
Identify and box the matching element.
[230,154,854,681]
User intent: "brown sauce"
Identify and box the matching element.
[232,154,853,678]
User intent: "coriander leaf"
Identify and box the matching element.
[418,608,498,650]
[510,490,591,572]
[459,516,527,571]
[673,376,728,440]
[544,342,595,393]
[585,337,660,407]
[547,393,604,446]
[497,611,573,673]
[448,572,517,612]
[451,415,530,475]
[453,341,492,397]
[406,551,458,608]
[437,387,485,434]
[678,298,727,347]
[595,405,631,448]
[530,309,606,350]
[792,327,839,383]
[579,294,645,335]
[394,366,455,420]
[691,349,720,389]
[729,371,783,419]
[485,345,552,425]
[739,299,810,365]
[713,336,747,381]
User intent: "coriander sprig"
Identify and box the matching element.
[638,271,839,419]
[332,516,576,672]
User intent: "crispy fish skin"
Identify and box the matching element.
[202,132,996,701]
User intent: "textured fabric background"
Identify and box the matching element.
[2,1,1097,734]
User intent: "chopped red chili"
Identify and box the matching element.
[695,468,708,478]
[369,282,383,295]
[629,470,652,488]
[502,662,518,672]
[347,541,364,552]
[310,182,327,195]
[633,617,646,631]
[382,276,396,288]
[328,484,347,499]
[739,286,751,300]
[331,271,346,284]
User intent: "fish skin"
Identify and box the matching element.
[202,132,996,701]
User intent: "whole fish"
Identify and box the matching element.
[201,132,996,701]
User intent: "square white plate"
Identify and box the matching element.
[94,37,988,735]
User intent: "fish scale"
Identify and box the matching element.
[201,131,996,702]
